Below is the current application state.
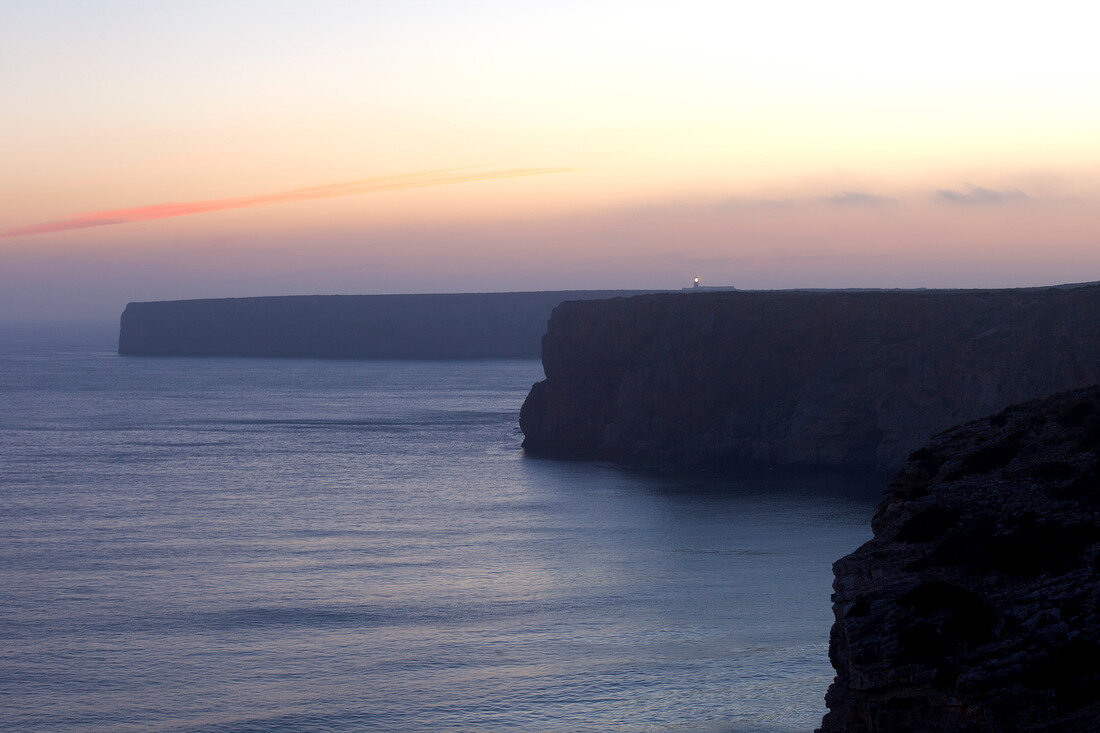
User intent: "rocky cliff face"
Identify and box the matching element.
[520,285,1100,472]
[820,385,1100,731]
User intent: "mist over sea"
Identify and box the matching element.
[0,323,878,732]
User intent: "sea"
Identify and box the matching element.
[0,322,880,732]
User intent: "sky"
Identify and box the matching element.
[2,0,1099,320]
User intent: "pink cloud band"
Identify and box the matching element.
[1,167,573,238]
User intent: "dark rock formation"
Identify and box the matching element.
[820,385,1100,731]
[520,284,1100,472]
[118,290,655,359]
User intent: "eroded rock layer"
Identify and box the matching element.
[820,386,1100,731]
[520,285,1100,471]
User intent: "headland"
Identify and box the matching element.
[118,290,657,359]
[521,283,1100,473]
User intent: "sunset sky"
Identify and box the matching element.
[3,0,1099,319]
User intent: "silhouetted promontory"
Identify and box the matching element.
[118,291,656,359]
[520,283,1100,472]
[820,385,1100,731]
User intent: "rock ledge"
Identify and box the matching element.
[820,385,1100,731]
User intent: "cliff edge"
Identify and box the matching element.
[520,285,1100,472]
[820,385,1100,731]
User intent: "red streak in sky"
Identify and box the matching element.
[1,167,574,238]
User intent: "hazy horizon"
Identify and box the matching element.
[3,0,1098,319]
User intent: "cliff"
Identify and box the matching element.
[520,284,1100,472]
[118,290,655,359]
[820,385,1100,731]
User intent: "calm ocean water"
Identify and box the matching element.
[0,323,879,732]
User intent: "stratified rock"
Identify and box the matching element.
[820,385,1100,731]
[520,284,1100,472]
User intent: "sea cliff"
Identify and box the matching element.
[820,385,1100,731]
[520,284,1100,472]
[118,290,654,359]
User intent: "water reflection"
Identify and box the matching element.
[0,326,879,731]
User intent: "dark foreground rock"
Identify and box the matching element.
[520,284,1100,472]
[118,290,656,359]
[820,385,1100,731]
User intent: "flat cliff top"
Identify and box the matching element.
[821,385,1100,731]
[548,281,1100,330]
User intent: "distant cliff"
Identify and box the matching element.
[520,284,1100,472]
[118,291,655,359]
[820,385,1100,731]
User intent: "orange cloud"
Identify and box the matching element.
[1,167,575,238]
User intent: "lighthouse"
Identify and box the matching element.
[683,276,737,292]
